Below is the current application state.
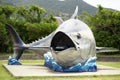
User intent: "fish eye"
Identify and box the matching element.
[77,33,81,39]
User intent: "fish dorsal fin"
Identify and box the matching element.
[54,17,64,25]
[71,6,78,19]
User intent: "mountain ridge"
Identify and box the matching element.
[0,0,97,15]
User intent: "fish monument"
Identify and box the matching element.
[6,6,119,72]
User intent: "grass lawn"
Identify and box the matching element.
[97,62,120,68]
[0,60,120,80]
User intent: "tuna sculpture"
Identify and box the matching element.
[6,6,119,72]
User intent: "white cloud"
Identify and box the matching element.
[83,0,120,11]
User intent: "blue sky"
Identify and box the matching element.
[83,0,120,11]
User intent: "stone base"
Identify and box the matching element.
[3,64,120,77]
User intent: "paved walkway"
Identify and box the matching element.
[3,64,120,77]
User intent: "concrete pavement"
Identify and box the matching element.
[3,64,120,77]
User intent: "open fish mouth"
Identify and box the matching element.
[50,31,80,67]
[51,31,76,52]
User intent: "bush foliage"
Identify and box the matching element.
[0,5,57,52]
[0,5,120,54]
[79,6,120,50]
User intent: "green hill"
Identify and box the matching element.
[0,0,97,15]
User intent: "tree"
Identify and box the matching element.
[79,5,120,50]
[0,5,58,53]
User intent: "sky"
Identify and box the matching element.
[83,0,120,11]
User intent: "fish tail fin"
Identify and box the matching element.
[5,23,27,60]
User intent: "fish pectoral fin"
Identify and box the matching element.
[96,47,119,53]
